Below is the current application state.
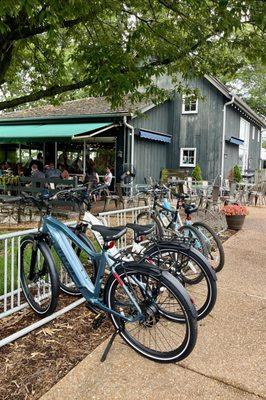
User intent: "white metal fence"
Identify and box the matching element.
[0,206,149,346]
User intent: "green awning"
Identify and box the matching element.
[0,122,113,143]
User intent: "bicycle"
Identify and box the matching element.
[137,187,224,273]
[2,191,198,363]
[136,186,208,254]
[59,186,217,321]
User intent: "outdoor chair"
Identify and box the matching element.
[248,182,266,206]
[102,183,125,212]
[221,183,237,204]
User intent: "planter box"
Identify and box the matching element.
[226,215,246,230]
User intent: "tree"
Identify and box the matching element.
[0,0,264,111]
[191,165,202,181]
[222,63,266,117]
[233,165,242,183]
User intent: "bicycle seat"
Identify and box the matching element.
[126,223,155,237]
[173,193,189,200]
[184,204,198,215]
[91,225,127,242]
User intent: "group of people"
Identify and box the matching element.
[28,153,70,180]
[0,152,113,188]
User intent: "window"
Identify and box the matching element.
[252,127,255,140]
[239,118,250,173]
[180,148,196,167]
[257,131,260,143]
[182,95,198,114]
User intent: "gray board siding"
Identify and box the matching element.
[248,125,261,171]
[224,106,261,177]
[131,76,262,184]
[224,105,241,178]
[173,78,224,182]
[131,101,172,183]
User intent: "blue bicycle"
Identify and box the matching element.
[3,191,198,363]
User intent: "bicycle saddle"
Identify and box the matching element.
[173,193,189,199]
[126,223,155,237]
[184,204,198,214]
[91,225,127,242]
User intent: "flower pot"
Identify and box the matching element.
[226,215,246,230]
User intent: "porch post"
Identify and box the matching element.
[54,141,57,168]
[19,144,22,163]
[83,140,86,175]
[43,143,45,165]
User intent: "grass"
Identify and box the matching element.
[0,234,100,297]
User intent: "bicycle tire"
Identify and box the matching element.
[144,243,217,320]
[20,235,60,317]
[136,211,164,239]
[57,230,98,296]
[192,221,225,273]
[104,266,197,363]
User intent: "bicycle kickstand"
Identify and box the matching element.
[100,328,120,363]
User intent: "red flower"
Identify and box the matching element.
[220,204,249,216]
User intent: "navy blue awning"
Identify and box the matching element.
[226,136,244,146]
[139,129,172,143]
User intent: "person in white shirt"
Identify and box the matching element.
[104,166,113,187]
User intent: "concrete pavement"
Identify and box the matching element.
[40,207,266,400]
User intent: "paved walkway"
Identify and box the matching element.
[41,207,266,400]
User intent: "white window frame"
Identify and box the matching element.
[257,131,260,143]
[182,95,198,114]
[252,127,255,140]
[180,147,197,167]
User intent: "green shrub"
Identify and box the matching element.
[191,165,202,181]
[233,165,242,183]
[160,168,169,183]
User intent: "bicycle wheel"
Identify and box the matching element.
[144,244,217,320]
[104,266,197,363]
[136,211,164,238]
[20,235,59,317]
[193,221,225,272]
[55,230,98,296]
[178,225,208,257]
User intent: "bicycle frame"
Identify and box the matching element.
[42,215,143,322]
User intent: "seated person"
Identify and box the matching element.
[58,163,69,180]
[83,166,99,189]
[104,166,113,187]
[45,162,61,178]
[31,163,45,178]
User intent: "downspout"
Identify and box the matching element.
[123,116,134,195]
[221,95,235,191]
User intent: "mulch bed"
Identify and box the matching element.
[0,227,237,400]
[0,294,112,400]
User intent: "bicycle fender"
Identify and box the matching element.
[119,262,162,276]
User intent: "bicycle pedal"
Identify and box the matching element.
[92,313,106,329]
[84,301,99,314]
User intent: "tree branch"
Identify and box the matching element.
[0,78,94,111]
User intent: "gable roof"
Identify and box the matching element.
[0,77,265,128]
[0,97,150,121]
[205,76,265,128]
